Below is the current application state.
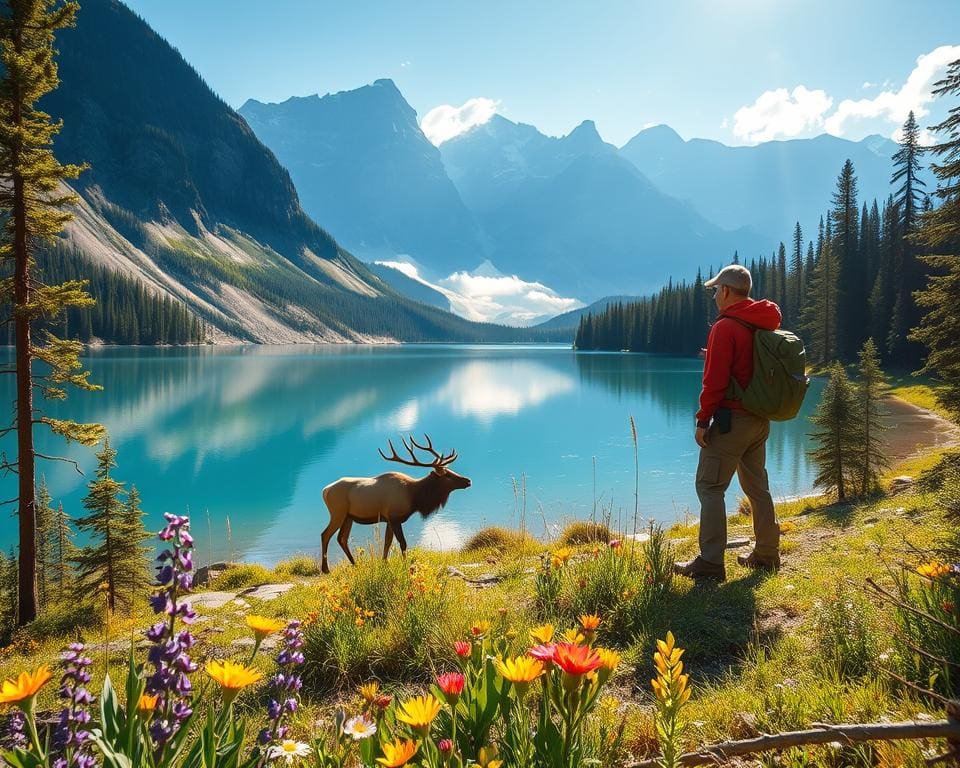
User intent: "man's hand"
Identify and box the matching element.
[695,426,710,448]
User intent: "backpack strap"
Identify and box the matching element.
[716,315,756,401]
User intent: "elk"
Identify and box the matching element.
[320,435,471,574]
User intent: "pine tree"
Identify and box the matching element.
[35,476,54,610]
[889,111,928,366]
[808,363,860,501]
[116,485,151,610]
[912,58,960,415]
[73,439,129,612]
[854,338,889,495]
[787,222,804,326]
[801,240,839,363]
[48,500,74,595]
[0,548,17,640]
[0,0,104,625]
[831,160,862,359]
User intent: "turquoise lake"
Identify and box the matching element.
[0,345,825,566]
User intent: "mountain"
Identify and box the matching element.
[41,0,551,343]
[533,295,636,332]
[619,125,933,242]
[440,115,617,212]
[441,117,765,298]
[239,82,486,275]
[368,263,450,310]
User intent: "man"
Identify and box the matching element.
[674,264,782,582]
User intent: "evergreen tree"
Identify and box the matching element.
[831,160,862,359]
[801,240,839,364]
[0,0,104,625]
[73,439,131,612]
[787,222,804,327]
[48,500,74,595]
[912,58,960,415]
[889,111,928,365]
[35,476,54,609]
[116,485,151,609]
[854,338,889,495]
[0,548,16,639]
[808,363,860,501]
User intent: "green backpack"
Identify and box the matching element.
[723,317,810,421]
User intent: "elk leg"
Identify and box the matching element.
[337,518,356,566]
[320,519,340,574]
[383,524,394,560]
[389,519,408,559]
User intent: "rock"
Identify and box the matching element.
[890,475,913,487]
[732,712,759,739]
[190,591,238,609]
[194,561,231,585]
[232,598,250,609]
[86,640,131,654]
[240,583,295,601]
[863,516,879,524]
[726,537,751,549]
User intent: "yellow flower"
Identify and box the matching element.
[376,738,419,767]
[578,614,601,632]
[551,547,573,568]
[495,655,544,684]
[245,614,286,640]
[779,520,796,534]
[359,681,380,704]
[529,623,554,644]
[205,660,262,702]
[0,665,52,707]
[470,620,492,638]
[395,694,442,732]
[136,693,160,714]
[477,746,503,768]
[562,628,585,644]
[917,561,951,579]
[597,647,621,671]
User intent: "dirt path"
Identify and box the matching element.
[882,395,959,462]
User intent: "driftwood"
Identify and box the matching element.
[630,710,960,768]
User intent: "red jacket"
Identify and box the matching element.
[696,299,782,427]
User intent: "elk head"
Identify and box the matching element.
[379,434,471,514]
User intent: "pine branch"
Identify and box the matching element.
[33,451,83,475]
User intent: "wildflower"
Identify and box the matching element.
[529,624,554,644]
[0,665,53,708]
[779,521,796,534]
[246,615,286,640]
[609,539,622,551]
[268,740,312,764]
[396,694,442,733]
[343,714,377,740]
[205,660,262,703]
[470,620,491,638]
[438,738,454,756]
[651,632,690,768]
[453,640,472,657]
[477,745,504,768]
[373,694,392,710]
[495,655,544,691]
[562,628,585,644]
[578,614,601,633]
[551,547,573,568]
[552,643,603,676]
[528,643,557,664]
[376,738,419,767]
[359,681,380,704]
[258,620,305,748]
[436,672,465,702]
[917,561,951,579]
[53,643,96,768]
[137,693,160,713]
[597,647,621,671]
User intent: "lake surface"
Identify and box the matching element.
[0,345,825,566]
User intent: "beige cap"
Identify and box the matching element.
[704,264,752,294]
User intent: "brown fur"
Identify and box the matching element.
[320,466,470,573]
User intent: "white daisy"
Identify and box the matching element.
[343,714,377,740]
[268,740,312,763]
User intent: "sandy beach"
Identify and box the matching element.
[882,394,959,462]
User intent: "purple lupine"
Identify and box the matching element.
[4,710,27,750]
[53,642,96,768]
[257,620,305,755]
[144,513,198,754]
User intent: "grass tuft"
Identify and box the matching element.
[558,521,613,546]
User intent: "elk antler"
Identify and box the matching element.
[378,434,458,468]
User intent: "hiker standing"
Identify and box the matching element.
[674,264,785,582]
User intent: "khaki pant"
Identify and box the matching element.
[696,410,779,565]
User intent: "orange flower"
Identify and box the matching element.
[245,614,286,640]
[137,693,160,714]
[376,738,418,767]
[596,647,621,671]
[0,666,52,707]
[552,643,603,676]
[578,614,601,632]
[917,561,951,579]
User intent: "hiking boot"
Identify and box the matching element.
[673,556,726,582]
[736,550,781,571]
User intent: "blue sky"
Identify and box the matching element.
[121,0,959,147]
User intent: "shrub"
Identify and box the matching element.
[558,521,612,546]
[461,526,535,553]
[210,562,274,590]
[812,586,879,679]
[274,555,322,578]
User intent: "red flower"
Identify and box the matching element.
[373,694,392,710]
[436,672,465,697]
[438,739,454,755]
[552,643,603,676]
[944,602,955,615]
[453,641,471,657]
[528,643,557,663]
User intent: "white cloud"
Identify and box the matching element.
[375,260,583,326]
[400,60,411,68]
[732,85,833,143]
[824,45,960,143]
[861,81,876,90]
[420,97,499,145]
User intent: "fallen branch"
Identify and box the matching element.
[629,717,960,768]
